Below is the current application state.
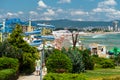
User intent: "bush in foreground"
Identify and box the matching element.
[7,24,38,74]
[0,57,19,80]
[65,48,85,73]
[0,69,17,80]
[92,56,115,68]
[82,49,94,70]
[46,52,72,73]
[0,57,19,71]
[20,53,36,74]
[43,73,88,80]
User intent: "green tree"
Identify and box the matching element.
[46,52,72,73]
[0,40,18,58]
[67,48,85,73]
[7,24,38,74]
[114,54,120,66]
[8,24,38,54]
[82,49,94,70]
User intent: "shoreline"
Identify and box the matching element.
[79,32,120,36]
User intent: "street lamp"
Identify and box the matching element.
[40,39,45,80]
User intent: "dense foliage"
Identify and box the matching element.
[92,56,115,68]
[43,73,88,80]
[0,40,17,57]
[44,48,58,62]
[82,49,94,70]
[0,57,19,80]
[46,50,72,73]
[114,54,120,66]
[5,24,39,74]
[0,57,19,71]
[66,48,85,73]
[0,69,17,80]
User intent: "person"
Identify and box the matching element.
[42,63,47,76]
[35,59,41,76]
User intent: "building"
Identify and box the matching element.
[52,30,72,39]
[89,43,107,57]
[113,21,118,32]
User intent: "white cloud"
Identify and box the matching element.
[38,0,47,8]
[7,12,18,17]
[0,11,24,19]
[71,10,88,16]
[98,0,117,8]
[92,0,119,20]
[43,9,55,16]
[107,10,120,19]
[18,11,24,14]
[29,11,38,15]
[58,0,71,4]
[93,0,117,12]
[7,12,13,16]
[41,17,52,20]
[93,8,116,13]
[56,8,63,13]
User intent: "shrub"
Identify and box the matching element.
[92,56,115,68]
[100,59,115,68]
[114,54,120,66]
[66,48,85,73]
[7,24,39,74]
[44,48,55,62]
[0,69,17,80]
[0,57,19,71]
[46,53,72,73]
[82,49,94,70]
[43,73,88,80]
[19,53,36,74]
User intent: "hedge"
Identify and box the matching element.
[0,57,19,71]
[0,57,19,80]
[91,56,115,68]
[46,53,72,73]
[0,69,17,80]
[43,73,88,80]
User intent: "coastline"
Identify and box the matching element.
[79,32,120,36]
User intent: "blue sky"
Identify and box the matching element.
[0,0,120,21]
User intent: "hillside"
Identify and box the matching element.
[33,19,120,28]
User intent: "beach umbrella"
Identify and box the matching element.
[108,47,120,56]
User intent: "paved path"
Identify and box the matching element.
[18,72,46,80]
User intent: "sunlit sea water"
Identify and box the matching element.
[80,33,120,50]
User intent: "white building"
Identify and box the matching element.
[52,30,72,38]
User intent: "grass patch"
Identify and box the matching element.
[44,67,120,80]
[83,66,120,80]
[43,73,88,80]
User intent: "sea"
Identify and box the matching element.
[80,33,120,50]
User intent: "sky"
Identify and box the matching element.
[0,0,120,21]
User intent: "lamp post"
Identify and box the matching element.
[39,37,54,80]
[40,39,45,80]
[36,23,55,80]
